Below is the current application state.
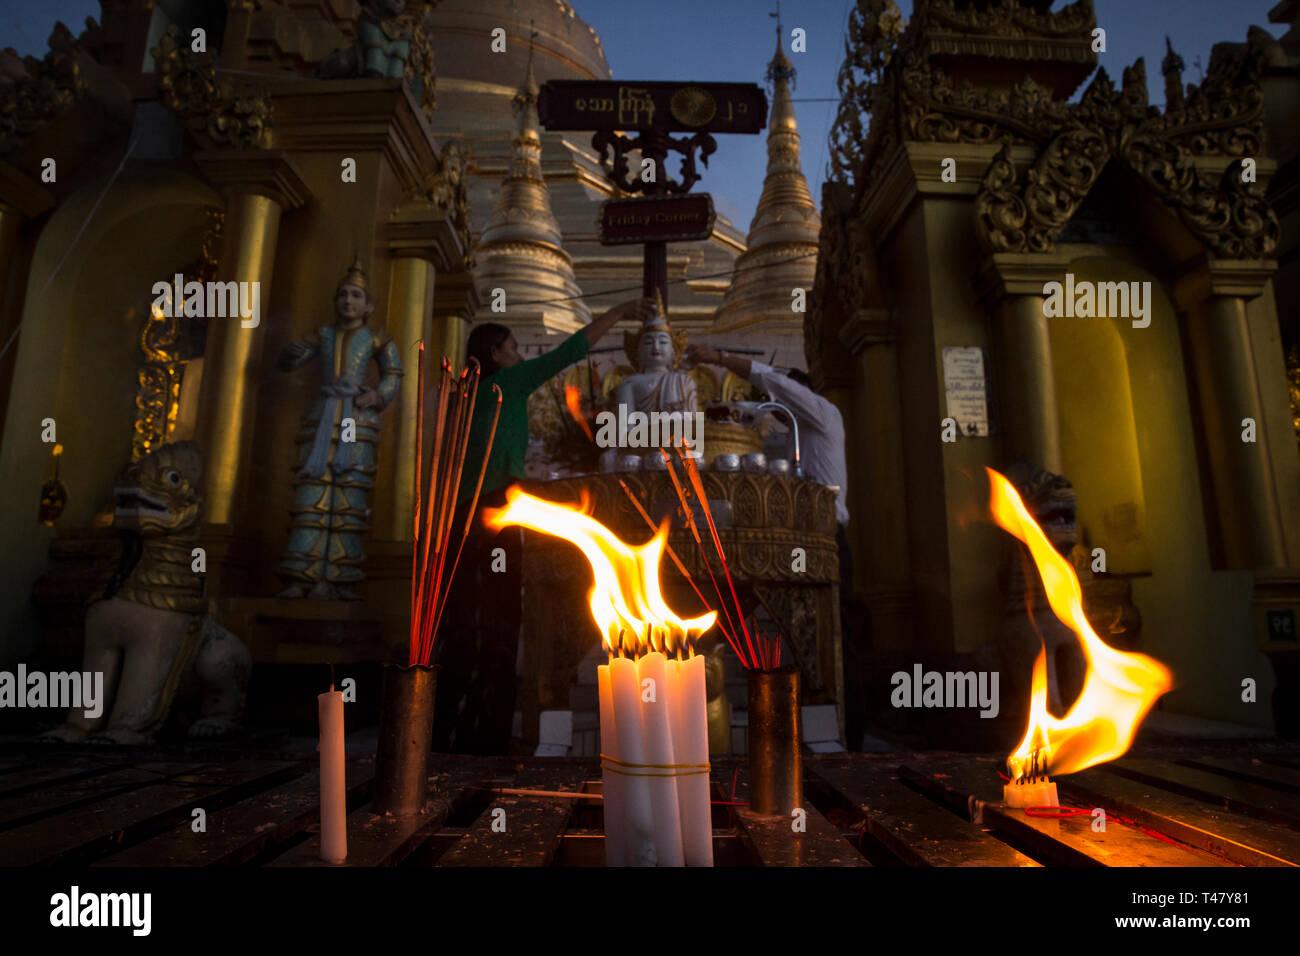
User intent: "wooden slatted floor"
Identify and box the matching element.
[1,746,1298,866]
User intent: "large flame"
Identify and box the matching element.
[988,468,1172,779]
[485,487,715,657]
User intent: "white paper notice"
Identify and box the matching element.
[942,347,989,437]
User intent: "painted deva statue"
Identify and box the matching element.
[276,257,402,600]
[614,301,699,421]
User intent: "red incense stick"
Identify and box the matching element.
[660,449,749,667]
[423,365,481,659]
[411,342,425,652]
[430,379,502,643]
[675,444,758,669]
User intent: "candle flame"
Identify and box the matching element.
[987,468,1172,780]
[564,384,595,442]
[485,487,715,657]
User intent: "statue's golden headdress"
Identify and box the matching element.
[336,254,370,295]
[623,292,688,369]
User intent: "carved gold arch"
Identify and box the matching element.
[974,65,1279,259]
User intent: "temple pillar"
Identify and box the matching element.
[432,270,478,373]
[840,307,915,651]
[1175,258,1288,569]
[383,254,434,543]
[380,201,468,541]
[976,253,1069,474]
[192,151,310,526]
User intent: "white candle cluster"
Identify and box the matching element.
[598,651,713,867]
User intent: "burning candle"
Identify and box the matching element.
[638,648,684,866]
[318,686,346,863]
[485,489,717,867]
[610,656,657,865]
[670,653,713,866]
[596,661,627,866]
[987,468,1172,805]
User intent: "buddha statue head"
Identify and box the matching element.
[624,302,688,374]
[335,255,375,328]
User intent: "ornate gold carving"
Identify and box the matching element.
[152,24,272,150]
[1158,42,1266,157]
[132,208,223,460]
[974,63,1278,258]
[417,137,473,269]
[520,473,840,584]
[832,0,1263,197]
[133,303,185,462]
[403,1,438,121]
[0,22,84,155]
[918,0,1096,41]
[828,0,904,183]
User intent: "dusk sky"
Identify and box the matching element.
[2,0,1286,228]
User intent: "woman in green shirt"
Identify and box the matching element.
[433,296,653,754]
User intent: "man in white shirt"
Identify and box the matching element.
[686,345,864,750]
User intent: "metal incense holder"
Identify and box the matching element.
[747,666,802,816]
[373,662,437,816]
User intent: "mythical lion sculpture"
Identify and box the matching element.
[43,441,251,744]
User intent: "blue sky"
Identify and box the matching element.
[3,0,1286,229]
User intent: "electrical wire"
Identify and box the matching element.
[504,249,819,307]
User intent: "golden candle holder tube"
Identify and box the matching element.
[747,666,802,816]
[373,662,437,816]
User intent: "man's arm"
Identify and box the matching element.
[688,345,751,379]
[747,360,839,432]
[688,345,836,433]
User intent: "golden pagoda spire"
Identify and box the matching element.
[713,16,820,334]
[474,19,590,332]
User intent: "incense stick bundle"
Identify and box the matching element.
[408,350,503,667]
[659,450,749,667]
[675,445,760,668]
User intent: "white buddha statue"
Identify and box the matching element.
[614,310,699,419]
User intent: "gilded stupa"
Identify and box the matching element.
[711,29,821,346]
[472,38,590,332]
[426,0,747,344]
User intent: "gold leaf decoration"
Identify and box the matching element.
[152,24,272,150]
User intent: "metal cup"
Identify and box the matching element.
[768,458,791,477]
[599,449,618,473]
[713,453,740,472]
[373,663,437,816]
[616,453,643,473]
[747,666,801,817]
[741,452,767,474]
